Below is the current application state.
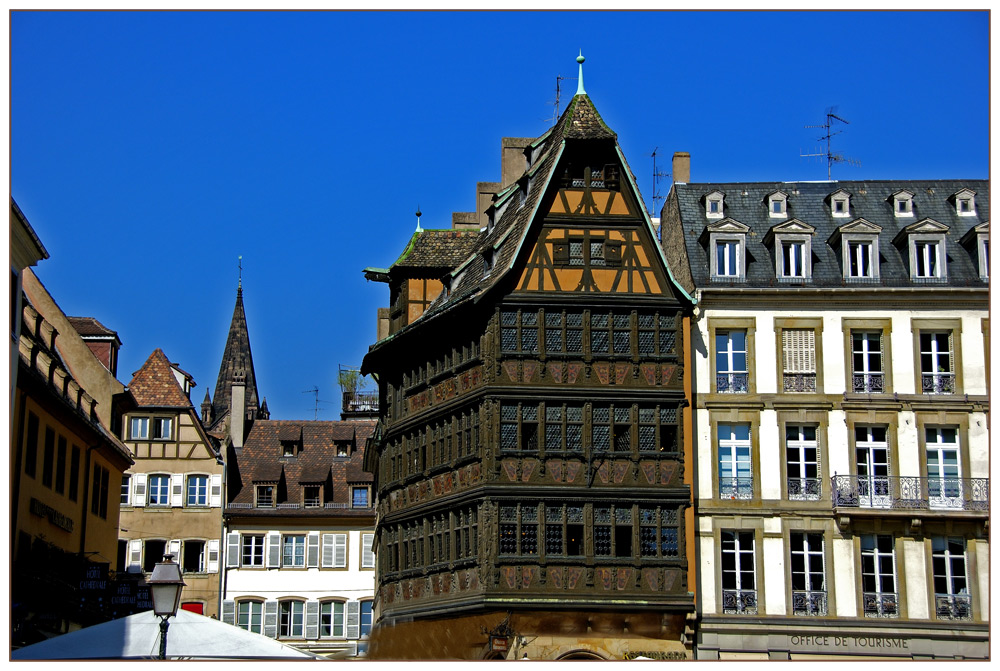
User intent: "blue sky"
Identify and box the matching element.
[10,10,989,420]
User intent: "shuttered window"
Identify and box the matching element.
[782,329,815,374]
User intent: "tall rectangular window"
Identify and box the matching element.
[320,602,345,637]
[782,329,816,392]
[847,241,873,278]
[153,417,172,440]
[360,601,373,637]
[716,240,740,277]
[593,506,633,558]
[855,426,890,508]
[42,427,55,488]
[501,403,538,452]
[860,534,898,617]
[932,537,971,621]
[55,436,67,494]
[279,601,304,638]
[282,535,306,567]
[544,404,582,452]
[790,532,826,615]
[241,534,265,567]
[715,330,748,393]
[926,427,961,507]
[187,475,208,506]
[24,411,39,478]
[781,241,806,278]
[148,474,170,506]
[786,425,819,500]
[721,531,757,614]
[89,464,109,519]
[498,504,537,556]
[69,445,80,501]
[718,423,752,499]
[914,241,941,278]
[920,332,954,394]
[851,331,884,393]
[237,601,264,634]
[120,474,131,504]
[544,310,584,355]
[639,507,679,559]
[544,504,585,557]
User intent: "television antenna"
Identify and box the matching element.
[650,147,670,216]
[550,74,577,124]
[301,386,327,420]
[801,107,861,180]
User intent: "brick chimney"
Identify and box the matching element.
[672,152,690,184]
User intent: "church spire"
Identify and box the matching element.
[209,282,261,430]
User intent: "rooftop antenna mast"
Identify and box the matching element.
[302,386,321,420]
[650,147,670,216]
[801,107,861,180]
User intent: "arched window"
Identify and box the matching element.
[279,600,305,638]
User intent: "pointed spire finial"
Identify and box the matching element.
[576,51,586,96]
[415,205,423,233]
[238,255,243,291]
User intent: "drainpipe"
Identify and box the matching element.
[218,452,226,618]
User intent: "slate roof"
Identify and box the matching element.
[67,316,120,341]
[391,228,481,271]
[208,286,260,431]
[665,180,989,291]
[128,348,194,408]
[229,419,376,516]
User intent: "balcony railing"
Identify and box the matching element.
[722,589,758,615]
[783,373,816,393]
[787,477,821,500]
[792,590,828,616]
[343,390,379,413]
[832,475,989,511]
[934,594,973,621]
[863,592,899,618]
[921,372,956,395]
[717,373,749,393]
[720,477,754,500]
[852,372,884,393]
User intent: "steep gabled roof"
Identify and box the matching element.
[129,348,193,408]
[391,228,482,271]
[209,286,260,429]
[67,316,120,343]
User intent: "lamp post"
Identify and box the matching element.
[147,553,185,660]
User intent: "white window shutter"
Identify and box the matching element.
[263,600,279,639]
[129,539,143,568]
[168,539,181,560]
[305,600,320,640]
[321,534,335,568]
[782,329,815,374]
[307,532,320,568]
[133,473,147,507]
[207,539,220,573]
[334,534,347,568]
[221,600,236,626]
[226,532,241,568]
[210,473,223,507]
[170,473,184,507]
[362,533,375,569]
[267,532,281,568]
[346,601,360,639]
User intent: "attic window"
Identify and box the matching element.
[830,191,850,217]
[896,219,949,282]
[893,191,914,217]
[303,485,321,508]
[768,192,788,218]
[483,249,495,278]
[706,192,724,219]
[281,441,295,457]
[335,441,349,458]
[706,219,750,281]
[953,190,976,216]
[831,219,882,282]
[256,484,275,508]
[766,221,816,281]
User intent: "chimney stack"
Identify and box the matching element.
[501,137,534,189]
[476,182,500,228]
[230,369,247,451]
[672,152,691,184]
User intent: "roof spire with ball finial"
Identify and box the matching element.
[575,51,586,96]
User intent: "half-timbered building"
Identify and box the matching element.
[361,60,696,660]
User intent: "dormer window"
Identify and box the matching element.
[335,441,349,458]
[705,219,750,281]
[892,190,914,217]
[482,249,495,278]
[767,191,788,218]
[830,219,882,281]
[706,191,725,219]
[895,219,949,282]
[953,189,977,217]
[829,190,851,218]
[281,441,295,457]
[255,484,275,508]
[960,222,989,281]
[765,220,815,281]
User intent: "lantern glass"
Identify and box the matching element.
[148,556,185,617]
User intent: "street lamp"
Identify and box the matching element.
[147,553,186,660]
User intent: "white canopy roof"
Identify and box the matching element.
[11,609,320,660]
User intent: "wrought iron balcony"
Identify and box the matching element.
[863,592,899,618]
[783,373,816,393]
[720,477,754,500]
[343,390,379,413]
[787,477,821,500]
[831,475,989,511]
[852,372,884,393]
[934,594,973,621]
[921,372,956,394]
[722,589,758,615]
[717,372,749,393]
[792,590,828,616]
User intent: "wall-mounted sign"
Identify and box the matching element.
[490,636,508,652]
[29,497,74,532]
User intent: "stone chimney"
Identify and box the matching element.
[230,369,247,451]
[502,137,534,189]
[672,152,690,184]
[451,212,479,230]
[477,182,501,228]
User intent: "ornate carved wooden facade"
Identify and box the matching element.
[363,83,695,660]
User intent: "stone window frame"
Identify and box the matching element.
[952,188,977,217]
[241,533,266,568]
[844,410,901,487]
[776,409,830,502]
[764,220,816,282]
[712,519,765,616]
[708,317,757,395]
[783,522,835,617]
[774,317,824,394]
[767,190,789,218]
[911,317,964,396]
[855,533,904,619]
[829,189,851,218]
[709,409,761,502]
[185,473,210,507]
[891,190,915,217]
[913,412,972,484]
[706,219,750,281]
[830,219,882,281]
[894,219,950,282]
[923,535,979,623]
[706,190,725,219]
[960,222,989,281]
[841,318,894,395]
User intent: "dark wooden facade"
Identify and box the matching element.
[363,91,695,660]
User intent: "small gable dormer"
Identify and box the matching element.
[763,219,816,281]
[891,190,914,217]
[278,425,303,458]
[829,218,882,281]
[952,189,977,217]
[828,189,851,218]
[703,218,751,280]
[705,191,725,219]
[767,190,788,218]
[960,221,989,281]
[482,248,495,278]
[893,218,949,282]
